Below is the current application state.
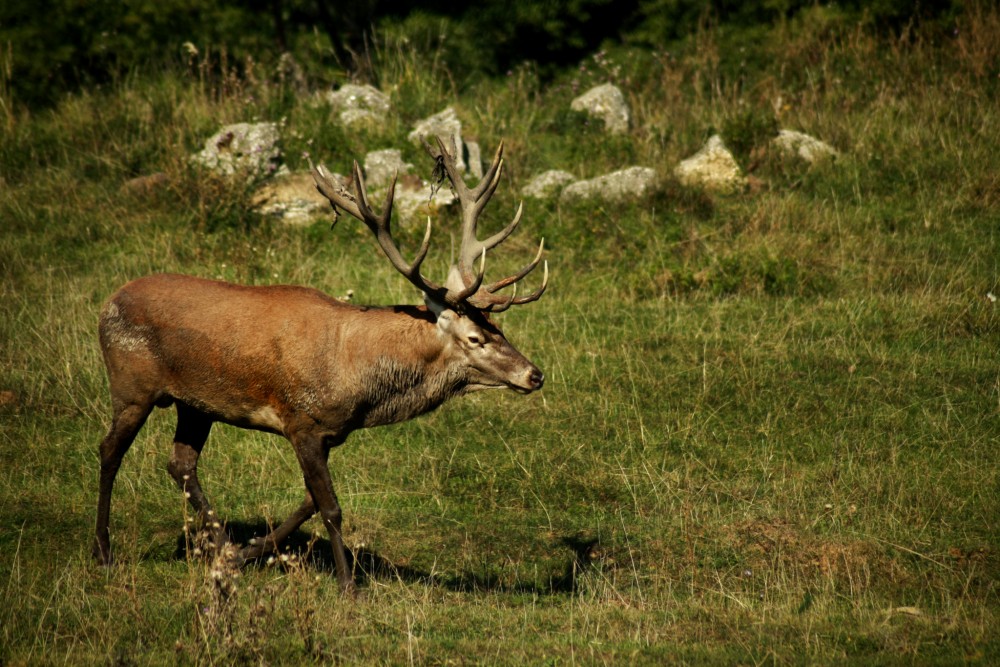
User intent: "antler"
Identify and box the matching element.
[432,137,548,312]
[311,160,455,305]
[310,138,548,312]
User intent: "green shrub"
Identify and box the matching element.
[721,106,778,167]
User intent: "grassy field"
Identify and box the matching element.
[2,5,998,664]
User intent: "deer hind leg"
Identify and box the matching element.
[292,433,356,594]
[166,403,225,551]
[93,400,153,565]
[239,491,317,562]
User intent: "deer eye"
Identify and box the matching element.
[467,334,483,347]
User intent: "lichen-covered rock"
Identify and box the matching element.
[252,172,329,225]
[465,141,483,180]
[560,167,657,203]
[391,178,457,225]
[326,84,390,127]
[522,170,577,199]
[772,129,839,164]
[674,135,747,193]
[570,83,630,134]
[408,107,465,172]
[364,149,414,189]
[192,122,283,179]
[339,108,384,128]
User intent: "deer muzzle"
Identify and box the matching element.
[509,364,544,394]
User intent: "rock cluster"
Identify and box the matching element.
[177,80,840,223]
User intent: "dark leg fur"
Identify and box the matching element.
[93,402,153,564]
[292,433,356,594]
[166,403,227,549]
[239,492,317,562]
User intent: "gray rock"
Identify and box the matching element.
[560,167,657,203]
[570,83,630,135]
[364,149,414,189]
[772,129,838,164]
[252,171,330,226]
[408,107,465,172]
[391,179,457,225]
[192,122,283,179]
[338,109,383,128]
[465,141,483,180]
[326,84,390,127]
[522,170,577,199]
[673,135,747,193]
[259,198,327,226]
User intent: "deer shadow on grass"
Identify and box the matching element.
[174,520,602,595]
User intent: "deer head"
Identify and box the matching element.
[311,138,548,394]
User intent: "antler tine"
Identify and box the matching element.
[472,140,504,201]
[411,216,433,276]
[351,161,373,219]
[350,161,382,227]
[469,252,548,311]
[470,259,548,311]
[310,160,362,221]
[477,200,524,256]
[451,248,487,303]
[434,136,469,195]
[483,237,544,294]
[484,282,518,314]
[508,259,549,305]
[472,156,504,221]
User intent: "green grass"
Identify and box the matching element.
[2,6,999,664]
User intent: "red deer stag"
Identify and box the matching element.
[93,138,548,593]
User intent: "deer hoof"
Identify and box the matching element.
[92,540,114,566]
[341,579,363,599]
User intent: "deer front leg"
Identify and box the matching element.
[291,432,356,594]
[166,404,227,551]
[239,492,317,562]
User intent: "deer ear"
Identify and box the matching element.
[444,265,466,293]
[424,292,453,323]
[434,307,460,336]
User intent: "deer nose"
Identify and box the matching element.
[529,368,544,390]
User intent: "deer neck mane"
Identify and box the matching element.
[344,306,463,427]
[357,354,465,427]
